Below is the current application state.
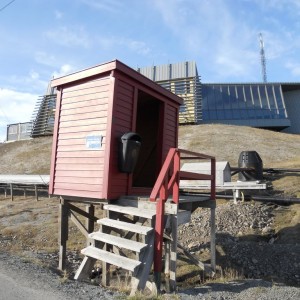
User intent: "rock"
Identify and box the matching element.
[252,258,258,264]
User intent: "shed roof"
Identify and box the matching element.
[51,59,183,105]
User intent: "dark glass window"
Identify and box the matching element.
[179,104,186,113]
[209,110,217,119]
[201,83,289,122]
[237,86,246,108]
[223,86,232,109]
[174,81,186,94]
[251,85,261,108]
[248,109,256,119]
[273,85,284,109]
[229,86,239,108]
[259,85,269,109]
[224,109,233,119]
[244,86,253,108]
[267,85,276,109]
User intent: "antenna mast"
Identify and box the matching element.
[259,33,267,83]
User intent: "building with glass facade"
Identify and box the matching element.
[201,83,300,133]
[139,62,300,134]
[27,61,300,138]
[201,83,291,130]
[137,61,201,124]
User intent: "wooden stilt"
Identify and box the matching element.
[23,188,27,198]
[101,210,111,287]
[86,204,95,246]
[169,213,178,292]
[58,198,69,271]
[10,184,13,201]
[210,206,216,272]
[35,185,38,201]
[164,239,171,293]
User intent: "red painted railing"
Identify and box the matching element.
[150,148,216,279]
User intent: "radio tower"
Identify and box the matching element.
[259,33,267,83]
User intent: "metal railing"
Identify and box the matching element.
[150,148,216,278]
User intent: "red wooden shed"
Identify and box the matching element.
[49,59,183,200]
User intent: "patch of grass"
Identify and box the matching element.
[59,270,70,284]
[204,266,245,284]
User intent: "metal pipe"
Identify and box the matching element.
[181,191,300,204]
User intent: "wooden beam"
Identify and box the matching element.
[70,211,89,238]
[210,207,216,272]
[35,185,38,201]
[74,256,96,280]
[86,204,95,246]
[58,198,69,271]
[10,184,13,201]
[68,203,98,222]
[169,213,178,292]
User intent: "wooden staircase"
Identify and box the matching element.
[74,198,157,295]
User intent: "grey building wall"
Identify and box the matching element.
[6,122,32,142]
[282,90,300,134]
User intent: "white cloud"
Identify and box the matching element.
[0,89,39,141]
[152,0,259,80]
[80,0,123,13]
[35,51,58,67]
[44,26,91,48]
[285,61,300,77]
[98,36,151,56]
[52,64,77,78]
[55,10,63,19]
[3,72,48,95]
[249,0,300,12]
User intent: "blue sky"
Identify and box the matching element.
[1,0,300,141]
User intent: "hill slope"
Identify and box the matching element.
[0,124,299,195]
[179,124,300,168]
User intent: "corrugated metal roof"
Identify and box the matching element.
[137,61,198,81]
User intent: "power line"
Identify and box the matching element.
[0,0,16,13]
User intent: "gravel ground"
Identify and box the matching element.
[179,201,300,287]
[177,280,300,300]
[0,252,122,300]
[1,251,300,299]
[1,200,300,299]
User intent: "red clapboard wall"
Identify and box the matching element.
[49,60,183,200]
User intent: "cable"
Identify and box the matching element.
[0,0,16,13]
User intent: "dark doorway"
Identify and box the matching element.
[133,91,163,187]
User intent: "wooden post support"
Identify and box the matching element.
[210,207,216,272]
[85,204,95,246]
[10,184,13,201]
[169,213,178,292]
[35,185,38,201]
[102,209,111,287]
[58,198,69,271]
[23,188,27,198]
[4,187,7,198]
[164,238,171,293]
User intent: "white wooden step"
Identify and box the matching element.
[104,204,156,219]
[81,246,141,272]
[97,218,153,235]
[89,232,147,253]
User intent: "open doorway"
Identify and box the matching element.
[133,91,163,187]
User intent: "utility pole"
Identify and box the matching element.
[259,33,267,83]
